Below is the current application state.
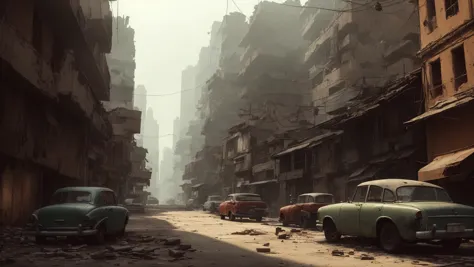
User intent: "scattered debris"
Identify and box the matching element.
[90,250,118,260]
[275,227,284,235]
[360,254,375,260]
[106,245,134,252]
[231,229,266,236]
[348,251,355,255]
[168,249,185,258]
[263,243,270,247]
[277,233,289,240]
[178,244,192,251]
[164,238,181,246]
[290,229,301,233]
[331,250,344,257]
[256,247,271,253]
[261,222,269,225]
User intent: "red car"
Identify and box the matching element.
[219,193,268,222]
[279,193,334,228]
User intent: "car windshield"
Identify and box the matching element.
[396,186,452,202]
[209,196,222,201]
[51,191,92,204]
[235,195,262,201]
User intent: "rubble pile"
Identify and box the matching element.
[231,229,266,236]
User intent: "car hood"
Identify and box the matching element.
[397,202,474,216]
[36,203,96,227]
[280,205,295,212]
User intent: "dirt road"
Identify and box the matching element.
[2,210,474,267]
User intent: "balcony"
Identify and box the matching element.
[252,161,274,174]
[79,0,113,53]
[301,9,333,41]
[304,27,333,64]
[239,46,287,79]
[106,107,141,136]
[37,0,111,101]
[278,169,304,181]
[234,153,252,174]
[130,146,147,162]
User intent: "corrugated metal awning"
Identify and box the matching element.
[272,131,343,158]
[418,147,474,182]
[191,183,205,189]
[248,179,278,186]
[405,95,474,125]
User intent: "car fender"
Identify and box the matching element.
[94,217,108,229]
[321,215,336,228]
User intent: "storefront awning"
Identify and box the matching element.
[405,95,474,125]
[418,147,474,182]
[272,131,343,158]
[248,179,277,186]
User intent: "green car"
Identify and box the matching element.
[317,179,474,253]
[25,187,129,244]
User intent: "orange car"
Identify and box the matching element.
[219,193,268,222]
[279,193,334,228]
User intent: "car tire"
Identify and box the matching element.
[220,214,225,220]
[379,222,402,253]
[35,236,47,244]
[256,217,263,222]
[441,238,462,251]
[229,212,236,221]
[89,224,106,245]
[118,217,128,237]
[323,219,341,243]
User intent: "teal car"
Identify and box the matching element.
[317,179,474,253]
[25,187,129,244]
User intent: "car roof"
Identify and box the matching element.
[299,193,334,198]
[55,187,113,193]
[229,193,260,197]
[358,179,442,191]
[208,195,222,197]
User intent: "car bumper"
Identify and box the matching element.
[235,209,268,218]
[24,227,97,237]
[416,229,474,240]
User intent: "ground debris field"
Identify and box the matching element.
[2,210,474,267]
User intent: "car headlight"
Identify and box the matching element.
[81,216,96,228]
[27,214,38,225]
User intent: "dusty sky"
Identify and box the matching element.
[110,0,286,158]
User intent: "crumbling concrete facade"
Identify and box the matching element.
[0,0,113,225]
[303,0,420,122]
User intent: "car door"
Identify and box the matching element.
[99,191,119,233]
[289,195,306,223]
[221,196,232,215]
[359,185,384,237]
[108,191,125,232]
[338,185,368,235]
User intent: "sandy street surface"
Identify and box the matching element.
[2,210,474,267]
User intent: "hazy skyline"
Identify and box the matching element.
[110,0,286,158]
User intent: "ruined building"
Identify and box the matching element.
[104,16,150,202]
[141,108,160,198]
[406,0,474,205]
[0,0,113,225]
[303,0,420,123]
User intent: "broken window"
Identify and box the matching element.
[311,72,323,88]
[445,0,459,18]
[424,0,437,32]
[451,44,467,90]
[279,155,291,173]
[429,59,443,98]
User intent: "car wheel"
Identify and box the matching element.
[118,217,128,237]
[323,219,341,243]
[229,212,236,221]
[220,214,225,220]
[89,224,106,245]
[379,222,402,253]
[256,217,263,222]
[441,238,462,251]
[35,236,47,244]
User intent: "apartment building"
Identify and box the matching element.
[406,0,474,205]
[0,0,113,225]
[304,0,420,122]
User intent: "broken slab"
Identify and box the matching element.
[164,238,181,246]
[256,247,271,253]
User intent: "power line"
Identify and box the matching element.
[231,0,244,13]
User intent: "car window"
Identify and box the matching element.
[51,191,92,204]
[297,196,305,203]
[97,191,116,206]
[315,195,334,203]
[367,186,383,202]
[306,196,314,203]
[235,195,262,201]
[352,186,368,202]
[226,196,233,201]
[383,189,396,202]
